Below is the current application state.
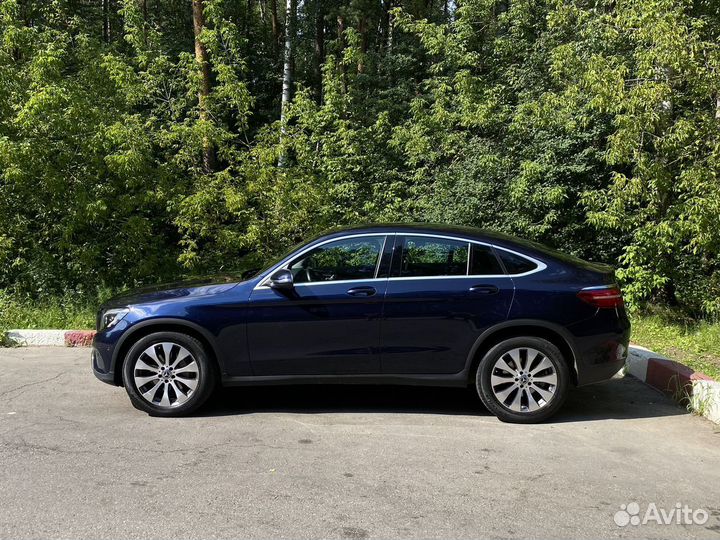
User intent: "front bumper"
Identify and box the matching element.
[91,333,122,386]
[91,314,137,386]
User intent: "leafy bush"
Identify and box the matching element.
[0,0,718,318]
[0,289,96,331]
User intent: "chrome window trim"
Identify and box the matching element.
[255,233,389,290]
[394,233,546,279]
[254,231,547,290]
[292,277,389,288]
[386,274,511,281]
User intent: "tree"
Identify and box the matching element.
[550,0,720,315]
[278,0,296,166]
[1,0,719,318]
[192,0,217,172]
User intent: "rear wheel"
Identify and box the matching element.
[475,337,569,423]
[121,331,216,417]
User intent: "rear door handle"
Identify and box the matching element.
[347,286,376,297]
[469,284,499,295]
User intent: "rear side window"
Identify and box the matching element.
[399,236,469,277]
[498,250,538,275]
[469,245,504,275]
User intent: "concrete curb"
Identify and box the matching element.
[64,330,96,347]
[5,329,96,347]
[627,344,720,424]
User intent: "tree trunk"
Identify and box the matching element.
[279,0,296,167]
[381,0,391,53]
[385,5,394,52]
[280,0,295,123]
[102,0,110,42]
[140,0,148,45]
[314,1,325,103]
[269,0,281,47]
[337,14,347,93]
[245,0,253,40]
[192,0,217,173]
[357,15,367,74]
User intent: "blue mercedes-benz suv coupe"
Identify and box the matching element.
[92,224,630,423]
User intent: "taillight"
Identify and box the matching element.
[577,286,624,309]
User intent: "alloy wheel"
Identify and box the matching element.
[489,347,558,413]
[133,342,200,408]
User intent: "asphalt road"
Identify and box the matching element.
[1,347,719,540]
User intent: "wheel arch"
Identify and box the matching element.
[111,318,221,386]
[465,320,579,385]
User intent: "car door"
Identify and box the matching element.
[247,234,392,376]
[380,234,514,374]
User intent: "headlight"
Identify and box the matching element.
[99,308,129,331]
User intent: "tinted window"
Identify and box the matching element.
[399,236,469,277]
[470,244,504,275]
[289,236,384,283]
[498,250,538,275]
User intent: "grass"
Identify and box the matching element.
[631,309,720,381]
[0,291,96,333]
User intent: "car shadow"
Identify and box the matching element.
[553,375,686,423]
[197,375,686,422]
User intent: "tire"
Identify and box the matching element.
[475,337,570,424]
[121,331,217,417]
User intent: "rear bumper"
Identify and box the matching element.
[575,352,626,386]
[570,310,631,386]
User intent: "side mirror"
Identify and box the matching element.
[269,269,294,290]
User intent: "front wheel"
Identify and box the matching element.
[121,331,216,417]
[475,337,570,423]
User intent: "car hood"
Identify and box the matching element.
[100,275,242,309]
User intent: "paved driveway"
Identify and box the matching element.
[1,347,719,539]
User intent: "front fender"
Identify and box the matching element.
[110,317,224,382]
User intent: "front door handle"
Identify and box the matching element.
[469,284,499,295]
[347,286,376,297]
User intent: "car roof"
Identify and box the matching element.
[317,223,613,273]
[320,223,532,249]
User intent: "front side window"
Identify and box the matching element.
[289,236,385,283]
[398,236,469,277]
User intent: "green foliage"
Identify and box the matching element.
[553,0,720,315]
[0,289,96,331]
[392,1,620,262]
[0,0,183,293]
[631,308,720,381]
[0,0,719,318]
